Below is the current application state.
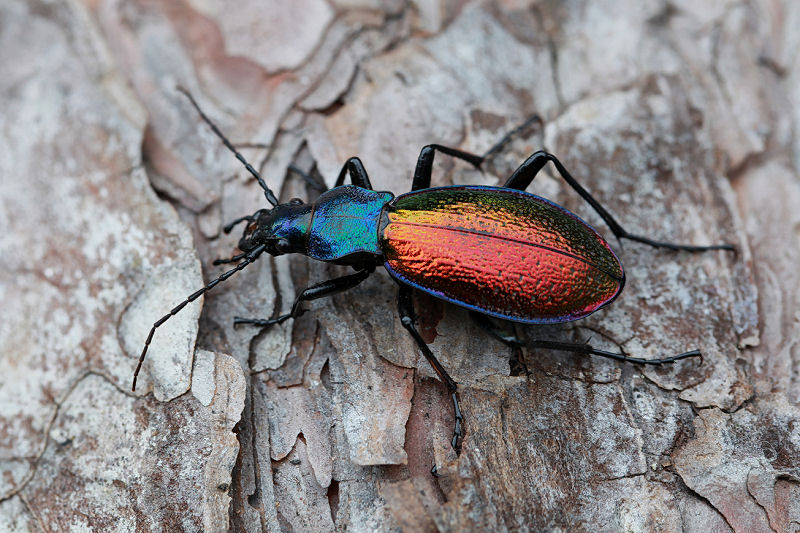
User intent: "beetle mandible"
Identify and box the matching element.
[132,88,735,452]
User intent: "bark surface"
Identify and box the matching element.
[1,1,797,531]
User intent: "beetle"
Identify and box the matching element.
[132,88,735,452]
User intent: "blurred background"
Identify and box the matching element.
[0,1,797,531]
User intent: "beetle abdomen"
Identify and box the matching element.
[381,186,624,323]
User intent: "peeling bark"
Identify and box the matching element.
[2,0,799,531]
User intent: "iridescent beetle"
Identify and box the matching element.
[133,88,734,451]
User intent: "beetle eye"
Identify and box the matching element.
[275,239,292,254]
[288,198,304,205]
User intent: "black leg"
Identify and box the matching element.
[398,286,463,453]
[526,339,703,366]
[411,115,543,191]
[233,269,372,328]
[504,151,736,253]
[334,157,373,189]
[411,144,484,191]
[222,214,254,234]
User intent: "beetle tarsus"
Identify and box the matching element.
[616,232,736,253]
[451,391,463,453]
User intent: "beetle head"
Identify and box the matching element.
[237,199,311,256]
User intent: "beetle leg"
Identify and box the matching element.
[397,286,463,453]
[221,215,254,234]
[472,312,701,369]
[334,157,373,189]
[504,151,736,253]
[527,339,703,366]
[411,116,543,191]
[411,145,485,191]
[233,269,372,328]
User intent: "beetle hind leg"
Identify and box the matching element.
[504,151,735,253]
[527,339,703,366]
[398,287,463,453]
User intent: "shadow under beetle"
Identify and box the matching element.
[133,88,735,453]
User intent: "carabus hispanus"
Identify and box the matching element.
[132,88,735,452]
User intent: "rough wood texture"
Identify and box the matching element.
[0,0,797,531]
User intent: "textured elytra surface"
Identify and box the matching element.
[383,186,623,322]
[1,0,798,532]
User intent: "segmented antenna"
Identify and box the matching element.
[176,86,279,207]
[132,244,267,391]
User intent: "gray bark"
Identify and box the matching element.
[1,0,797,531]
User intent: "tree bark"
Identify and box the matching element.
[1,1,797,531]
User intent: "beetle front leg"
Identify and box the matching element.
[334,157,373,189]
[233,269,372,328]
[397,286,463,453]
[504,151,735,253]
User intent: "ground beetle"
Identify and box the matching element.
[133,88,735,452]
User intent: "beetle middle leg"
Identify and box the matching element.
[233,268,372,327]
[398,286,463,453]
[504,151,735,253]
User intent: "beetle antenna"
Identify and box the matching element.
[176,86,280,207]
[132,243,267,391]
